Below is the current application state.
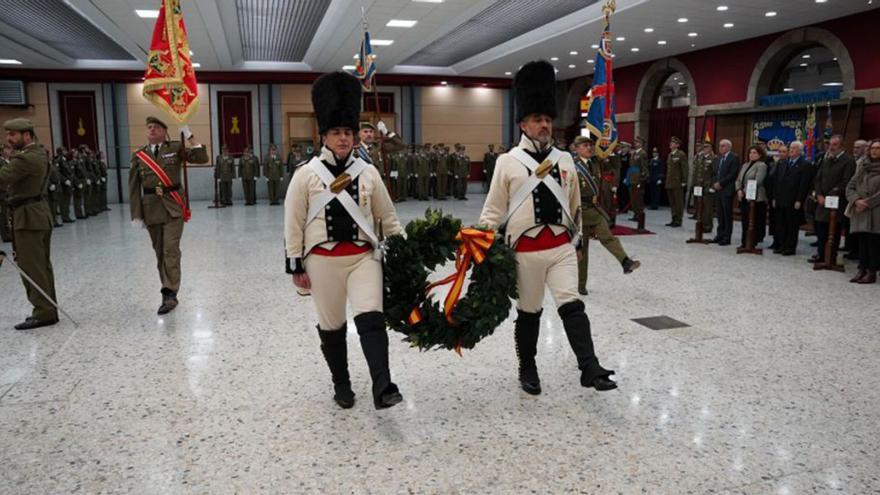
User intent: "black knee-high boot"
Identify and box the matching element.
[558,300,617,391]
[514,309,542,395]
[318,325,356,409]
[354,312,403,409]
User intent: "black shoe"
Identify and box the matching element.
[157,289,178,315]
[558,300,615,391]
[622,258,641,274]
[773,248,784,254]
[14,317,59,330]
[514,309,542,395]
[781,250,796,256]
[718,241,731,246]
[578,288,588,296]
[62,219,74,223]
[318,325,356,409]
[665,222,675,227]
[54,223,63,228]
[586,375,618,391]
[355,312,403,409]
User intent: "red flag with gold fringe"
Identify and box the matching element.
[142,0,199,123]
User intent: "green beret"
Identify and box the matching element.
[3,118,34,132]
[359,122,375,131]
[145,116,167,130]
[573,136,593,146]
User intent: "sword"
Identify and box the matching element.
[0,250,79,327]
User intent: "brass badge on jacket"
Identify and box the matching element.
[330,173,352,193]
[155,185,164,197]
[535,159,553,179]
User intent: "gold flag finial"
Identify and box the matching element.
[603,0,616,24]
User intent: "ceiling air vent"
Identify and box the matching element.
[0,80,27,106]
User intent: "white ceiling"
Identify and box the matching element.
[0,0,875,79]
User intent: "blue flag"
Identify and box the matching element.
[354,31,376,91]
[585,20,618,159]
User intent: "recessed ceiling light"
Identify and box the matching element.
[569,51,578,55]
[550,56,559,61]
[387,19,417,27]
[723,23,734,28]
[658,40,667,45]
[616,36,625,41]
[631,47,640,52]
[644,27,654,33]
[568,64,576,68]
[135,9,159,18]
[815,0,827,3]
[716,5,728,11]
[783,88,795,92]
[370,39,394,46]
[677,82,684,85]
[833,57,838,61]
[688,32,698,37]
[691,43,696,47]
[192,63,201,68]
[765,11,777,16]
[412,0,444,3]
[587,59,594,64]
[0,58,22,64]
[802,54,811,59]
[353,54,359,59]
[591,44,599,49]
[823,82,843,86]
[441,81,448,85]
[800,63,808,67]
[342,65,355,70]
[554,68,559,73]
[504,71,512,75]
[678,17,688,23]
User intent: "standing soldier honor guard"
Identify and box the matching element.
[239,145,260,205]
[573,136,640,295]
[627,137,649,222]
[285,72,403,410]
[1,118,59,330]
[71,148,87,219]
[263,144,284,205]
[129,116,208,315]
[56,148,75,223]
[455,144,470,200]
[693,141,717,234]
[215,145,235,206]
[47,150,63,227]
[479,61,616,395]
[415,144,431,200]
[666,136,687,227]
[483,144,498,192]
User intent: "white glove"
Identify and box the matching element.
[65,180,72,186]
[77,184,83,189]
[132,219,145,229]
[376,121,388,136]
[657,180,662,185]
[611,187,617,193]
[102,178,107,183]
[86,179,92,185]
[49,184,56,192]
[180,125,193,140]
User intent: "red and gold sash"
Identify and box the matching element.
[136,149,191,222]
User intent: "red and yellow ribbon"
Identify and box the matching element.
[407,228,496,353]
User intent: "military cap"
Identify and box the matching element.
[701,140,714,147]
[359,122,376,131]
[634,136,645,144]
[3,118,35,132]
[670,136,682,145]
[573,135,594,146]
[146,116,168,130]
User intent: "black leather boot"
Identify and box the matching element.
[157,288,178,315]
[558,300,617,391]
[354,312,403,409]
[318,325,356,409]
[514,309,542,395]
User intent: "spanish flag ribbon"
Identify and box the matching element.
[142,0,199,124]
[407,228,496,329]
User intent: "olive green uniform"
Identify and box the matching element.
[83,155,100,216]
[129,141,208,295]
[575,156,628,292]
[597,154,620,226]
[666,149,688,224]
[455,152,470,199]
[0,142,58,321]
[239,153,260,205]
[263,153,284,205]
[0,156,11,242]
[215,153,235,205]
[482,150,497,192]
[628,148,649,217]
[433,151,448,199]
[72,156,87,218]
[97,157,109,211]
[56,155,75,222]
[693,151,716,233]
[414,149,430,200]
[47,157,62,226]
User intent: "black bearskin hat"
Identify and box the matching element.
[514,61,557,122]
[311,71,362,135]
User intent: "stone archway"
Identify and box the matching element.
[746,27,855,105]
[632,58,698,154]
[559,76,592,129]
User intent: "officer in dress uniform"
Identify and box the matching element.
[129,116,208,315]
[70,148,87,219]
[479,61,616,395]
[356,122,406,192]
[627,137,649,222]
[573,136,640,295]
[415,144,430,200]
[47,149,63,227]
[263,144,284,205]
[693,141,716,234]
[56,147,75,223]
[483,144,498,192]
[239,145,260,205]
[286,72,404,410]
[597,147,620,227]
[97,151,110,212]
[215,145,236,206]
[1,118,59,330]
[455,144,470,200]
[666,136,688,227]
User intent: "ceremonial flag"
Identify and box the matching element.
[142,0,199,123]
[823,101,833,139]
[703,116,714,144]
[585,1,618,159]
[354,31,377,91]
[805,105,817,161]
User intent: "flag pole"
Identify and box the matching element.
[361,7,394,198]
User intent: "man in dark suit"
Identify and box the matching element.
[809,134,857,263]
[773,141,812,255]
[711,139,740,245]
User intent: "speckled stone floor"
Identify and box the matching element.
[1,197,878,494]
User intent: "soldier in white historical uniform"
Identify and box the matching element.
[479,61,617,395]
[285,72,404,410]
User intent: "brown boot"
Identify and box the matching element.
[850,269,867,283]
[857,270,877,284]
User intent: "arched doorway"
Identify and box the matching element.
[769,45,843,94]
[649,71,691,161]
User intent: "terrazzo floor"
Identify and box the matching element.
[1,197,878,494]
